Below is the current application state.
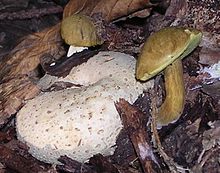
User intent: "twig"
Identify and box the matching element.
[150,88,190,173]
[199,146,219,169]
[0,6,63,20]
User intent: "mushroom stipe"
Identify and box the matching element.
[136,27,202,127]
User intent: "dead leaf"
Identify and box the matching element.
[199,47,220,65]
[128,8,152,18]
[0,76,40,127]
[63,0,152,22]
[202,121,220,151]
[0,24,63,80]
[0,23,65,127]
[202,81,220,101]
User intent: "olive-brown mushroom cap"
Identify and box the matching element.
[61,14,103,47]
[136,27,202,81]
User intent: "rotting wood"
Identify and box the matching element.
[115,98,160,173]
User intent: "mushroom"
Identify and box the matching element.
[136,27,202,127]
[61,14,103,57]
[16,51,153,164]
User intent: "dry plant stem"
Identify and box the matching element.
[198,147,219,169]
[191,147,219,173]
[151,91,189,173]
[157,59,185,126]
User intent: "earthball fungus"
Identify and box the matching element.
[61,14,103,57]
[136,27,202,127]
[16,51,153,164]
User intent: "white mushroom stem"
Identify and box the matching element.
[16,51,153,164]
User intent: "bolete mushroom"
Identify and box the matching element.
[136,27,202,127]
[61,14,103,57]
[16,51,153,164]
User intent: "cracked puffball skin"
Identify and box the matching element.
[136,27,202,127]
[16,51,153,164]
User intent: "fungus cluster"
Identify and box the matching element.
[16,13,202,164]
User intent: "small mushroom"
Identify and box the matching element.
[136,27,202,127]
[61,14,103,57]
[16,51,153,164]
